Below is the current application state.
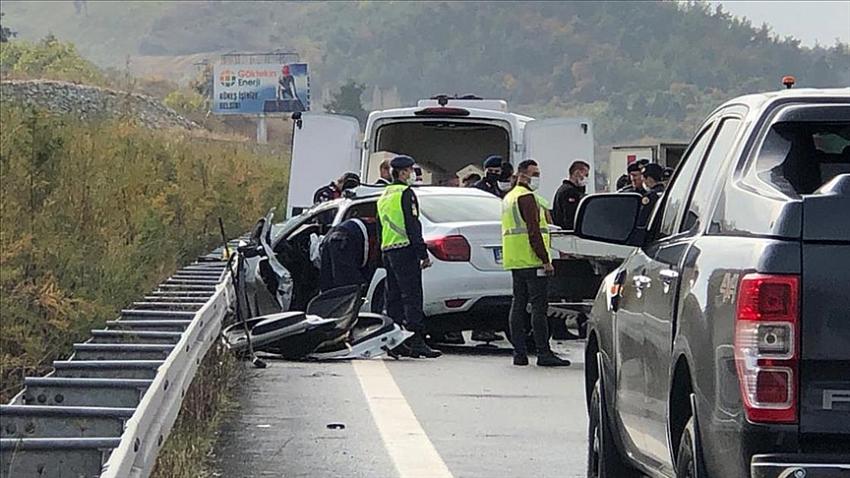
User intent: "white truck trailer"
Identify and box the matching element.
[601,142,688,191]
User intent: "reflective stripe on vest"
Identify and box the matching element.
[501,186,551,270]
[377,184,411,250]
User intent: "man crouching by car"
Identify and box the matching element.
[319,217,380,292]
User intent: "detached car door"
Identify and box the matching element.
[287,113,361,217]
[523,118,595,205]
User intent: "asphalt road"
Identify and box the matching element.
[212,339,589,478]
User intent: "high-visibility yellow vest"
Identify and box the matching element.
[378,183,411,250]
[501,185,551,270]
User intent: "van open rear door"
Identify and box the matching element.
[287,113,361,217]
[523,118,594,205]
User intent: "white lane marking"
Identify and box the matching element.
[352,359,454,478]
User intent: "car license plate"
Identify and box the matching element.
[493,247,503,264]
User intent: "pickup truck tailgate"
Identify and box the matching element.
[799,175,850,435]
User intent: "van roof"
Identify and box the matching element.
[366,105,533,123]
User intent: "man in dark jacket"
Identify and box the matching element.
[319,217,379,292]
[313,172,360,204]
[474,155,505,197]
[637,163,666,228]
[618,161,647,194]
[469,154,509,344]
[552,160,590,230]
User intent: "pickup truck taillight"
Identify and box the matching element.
[426,235,471,262]
[734,273,799,423]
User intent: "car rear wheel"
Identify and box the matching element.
[675,417,697,478]
[587,380,639,478]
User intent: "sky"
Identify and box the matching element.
[713,1,850,47]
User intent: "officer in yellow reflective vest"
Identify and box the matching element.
[502,160,571,367]
[376,155,442,359]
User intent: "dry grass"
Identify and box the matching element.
[0,104,287,402]
[150,342,242,478]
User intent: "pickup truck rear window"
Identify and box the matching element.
[755,121,850,195]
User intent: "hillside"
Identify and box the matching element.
[3,1,848,143]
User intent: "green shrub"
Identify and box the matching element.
[163,88,207,115]
[0,35,105,85]
[0,105,287,401]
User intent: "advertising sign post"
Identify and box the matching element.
[212,62,310,115]
[209,52,310,143]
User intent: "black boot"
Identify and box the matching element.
[537,352,571,367]
[431,331,465,345]
[406,334,442,358]
[513,353,529,366]
[471,329,504,342]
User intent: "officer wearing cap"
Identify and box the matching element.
[376,155,442,358]
[618,162,646,194]
[637,163,666,227]
[474,155,506,197]
[314,172,361,204]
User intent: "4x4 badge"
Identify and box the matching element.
[719,272,739,305]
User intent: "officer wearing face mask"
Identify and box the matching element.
[376,155,442,359]
[474,155,506,198]
[502,159,571,367]
[498,160,514,194]
[552,160,590,230]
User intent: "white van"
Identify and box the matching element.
[286,96,595,216]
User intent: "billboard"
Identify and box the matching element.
[212,63,310,114]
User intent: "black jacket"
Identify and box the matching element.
[637,183,665,227]
[313,182,341,204]
[552,179,585,230]
[473,177,504,198]
[376,181,428,260]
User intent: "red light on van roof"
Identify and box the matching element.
[782,76,796,89]
[414,107,470,116]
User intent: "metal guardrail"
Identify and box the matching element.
[1,248,235,478]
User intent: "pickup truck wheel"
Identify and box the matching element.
[587,380,638,478]
[674,417,697,478]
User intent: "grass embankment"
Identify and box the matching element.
[0,104,287,402]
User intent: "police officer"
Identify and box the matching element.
[552,160,590,230]
[467,154,509,344]
[618,162,646,193]
[502,159,571,367]
[319,217,379,292]
[313,172,361,203]
[498,160,514,194]
[377,155,442,358]
[474,155,505,197]
[637,163,666,228]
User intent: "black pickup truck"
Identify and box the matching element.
[575,88,850,478]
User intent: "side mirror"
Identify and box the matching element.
[574,193,643,246]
